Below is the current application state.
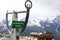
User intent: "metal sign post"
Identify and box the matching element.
[6,0,32,40]
[11,12,17,40]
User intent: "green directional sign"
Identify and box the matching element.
[12,21,25,29]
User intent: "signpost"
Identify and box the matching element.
[12,21,25,28]
[6,0,32,40]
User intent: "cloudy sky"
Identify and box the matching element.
[0,0,60,21]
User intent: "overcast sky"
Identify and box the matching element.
[0,0,60,21]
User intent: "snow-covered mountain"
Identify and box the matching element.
[27,19,41,27]
[0,20,8,33]
[0,15,60,40]
[0,22,4,32]
[20,18,41,27]
[20,16,60,40]
[0,18,45,33]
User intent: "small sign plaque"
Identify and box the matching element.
[12,21,25,29]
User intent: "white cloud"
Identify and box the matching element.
[0,0,60,21]
[0,0,26,11]
[29,0,60,20]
